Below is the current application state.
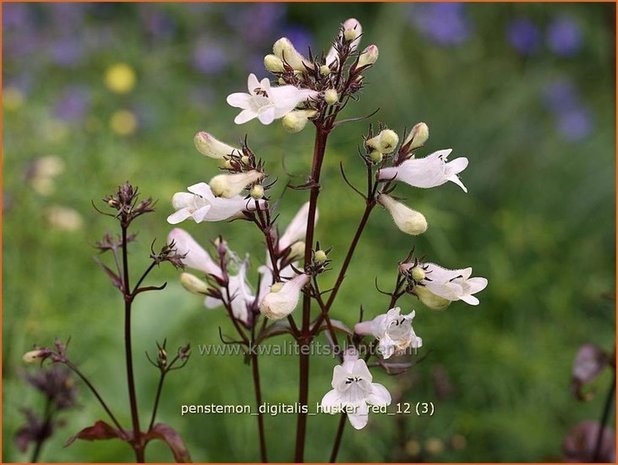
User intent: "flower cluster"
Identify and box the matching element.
[165,17,487,447]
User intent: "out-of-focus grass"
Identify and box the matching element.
[3,3,615,462]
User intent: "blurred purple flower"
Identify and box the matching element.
[547,16,582,57]
[54,86,91,122]
[542,78,579,113]
[139,6,176,41]
[410,3,472,46]
[225,4,286,44]
[47,3,87,32]
[281,25,313,56]
[542,77,594,141]
[506,18,541,55]
[557,106,593,141]
[192,39,228,75]
[49,37,84,67]
[3,3,33,31]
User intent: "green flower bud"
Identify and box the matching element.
[314,249,328,263]
[264,54,285,73]
[180,272,210,295]
[282,110,317,134]
[366,129,399,154]
[369,150,383,163]
[324,89,338,105]
[250,184,265,200]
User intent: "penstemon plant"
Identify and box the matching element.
[22,183,192,463]
[167,18,487,463]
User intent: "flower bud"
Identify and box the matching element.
[282,109,316,134]
[273,37,310,71]
[369,150,383,163]
[209,170,263,198]
[366,129,399,154]
[379,194,427,236]
[410,266,426,282]
[260,273,310,320]
[287,241,306,262]
[194,132,240,159]
[250,184,265,199]
[402,122,429,152]
[414,286,451,310]
[264,54,286,73]
[324,89,338,105]
[22,349,46,364]
[180,272,210,295]
[319,65,331,75]
[357,44,379,68]
[314,249,328,263]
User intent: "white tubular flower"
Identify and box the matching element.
[167,228,223,279]
[357,44,379,68]
[167,183,264,224]
[259,273,310,320]
[402,122,429,152]
[273,38,311,71]
[354,307,422,359]
[378,149,469,192]
[282,109,317,133]
[320,348,391,430]
[406,262,488,306]
[194,131,240,160]
[366,129,399,154]
[378,194,427,236]
[278,202,318,253]
[205,259,254,325]
[209,170,263,198]
[227,74,317,125]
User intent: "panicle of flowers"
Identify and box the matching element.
[15,365,78,458]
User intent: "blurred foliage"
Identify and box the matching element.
[3,2,615,462]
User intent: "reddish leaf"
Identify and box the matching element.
[145,423,192,463]
[65,420,127,447]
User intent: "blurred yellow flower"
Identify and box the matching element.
[104,63,136,94]
[3,87,24,111]
[110,110,137,136]
[45,205,84,232]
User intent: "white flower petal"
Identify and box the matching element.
[367,383,392,407]
[226,92,252,109]
[247,73,260,92]
[347,404,369,430]
[167,208,192,225]
[192,205,212,223]
[234,109,256,125]
[257,106,276,125]
[320,389,342,411]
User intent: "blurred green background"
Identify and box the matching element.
[3,2,615,462]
